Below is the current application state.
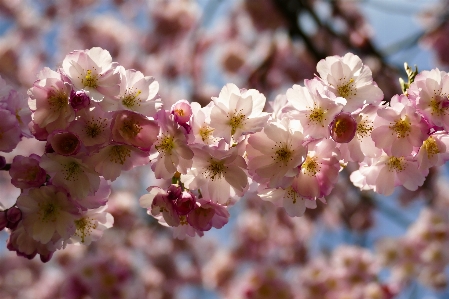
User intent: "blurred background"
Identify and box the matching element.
[1,0,449,298]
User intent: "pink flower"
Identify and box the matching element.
[416,132,449,171]
[139,186,180,227]
[182,144,248,204]
[86,144,149,181]
[350,152,426,196]
[210,83,270,144]
[286,78,344,139]
[338,104,381,163]
[316,52,384,112]
[1,88,32,137]
[40,153,100,199]
[101,67,160,115]
[62,47,121,102]
[9,154,46,189]
[69,107,111,147]
[247,118,306,188]
[48,131,81,156]
[259,186,317,217]
[371,95,428,157]
[16,185,79,244]
[28,67,75,132]
[0,109,22,152]
[187,199,230,231]
[111,110,159,151]
[408,68,449,129]
[190,102,219,146]
[69,89,91,111]
[7,222,55,262]
[171,99,192,125]
[68,205,114,245]
[330,112,357,143]
[292,139,340,199]
[149,109,193,179]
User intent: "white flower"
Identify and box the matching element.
[210,83,270,144]
[316,53,384,112]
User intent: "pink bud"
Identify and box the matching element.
[70,90,91,110]
[6,207,21,224]
[48,131,81,156]
[330,112,357,143]
[171,100,192,124]
[175,191,196,215]
[167,185,182,201]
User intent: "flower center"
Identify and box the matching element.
[82,69,98,88]
[120,119,142,138]
[122,89,142,109]
[337,78,355,98]
[84,117,108,139]
[62,161,82,181]
[386,156,405,172]
[155,134,175,155]
[301,156,320,176]
[199,125,214,143]
[356,118,374,139]
[109,145,131,165]
[423,136,439,159]
[389,117,411,138]
[308,106,326,125]
[274,146,292,164]
[228,110,246,135]
[48,90,68,112]
[39,202,59,222]
[75,217,97,243]
[429,96,448,116]
[204,159,226,181]
[286,187,299,204]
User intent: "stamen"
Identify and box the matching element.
[386,157,405,172]
[109,145,131,165]
[301,156,320,176]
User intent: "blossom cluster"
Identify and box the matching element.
[3,46,449,262]
[377,208,449,289]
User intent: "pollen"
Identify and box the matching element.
[273,145,293,164]
[109,145,131,164]
[48,89,68,112]
[175,109,184,116]
[334,118,347,137]
[203,159,226,181]
[120,119,142,138]
[389,117,411,138]
[38,202,59,222]
[82,69,98,88]
[155,134,175,155]
[286,187,298,204]
[337,78,356,98]
[423,136,440,159]
[228,109,247,135]
[308,106,326,126]
[84,117,108,138]
[301,156,320,176]
[199,124,214,143]
[429,98,447,116]
[75,217,97,243]
[122,89,142,109]
[386,156,406,172]
[356,118,374,139]
[62,161,82,181]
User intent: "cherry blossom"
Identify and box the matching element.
[316,52,384,112]
[210,83,269,144]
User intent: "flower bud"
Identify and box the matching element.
[330,112,357,143]
[188,206,215,231]
[70,90,91,110]
[171,100,192,124]
[175,191,196,215]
